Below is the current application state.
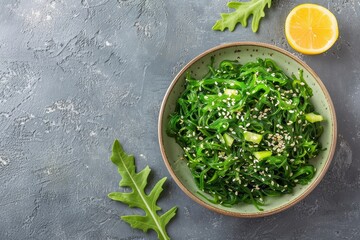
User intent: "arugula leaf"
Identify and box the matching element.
[213,0,272,32]
[108,140,177,240]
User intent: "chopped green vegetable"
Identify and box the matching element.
[167,58,324,210]
[223,133,235,146]
[253,151,272,160]
[213,0,272,32]
[305,113,324,123]
[244,131,263,144]
[108,140,177,240]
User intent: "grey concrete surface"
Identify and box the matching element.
[0,0,359,239]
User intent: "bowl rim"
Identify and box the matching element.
[158,41,337,218]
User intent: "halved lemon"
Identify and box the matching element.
[285,4,339,55]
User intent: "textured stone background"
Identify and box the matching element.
[0,0,359,239]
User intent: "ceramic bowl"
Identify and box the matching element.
[158,42,337,217]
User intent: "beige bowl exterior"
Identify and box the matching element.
[158,42,337,217]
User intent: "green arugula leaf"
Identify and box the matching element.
[213,0,272,32]
[108,140,177,240]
